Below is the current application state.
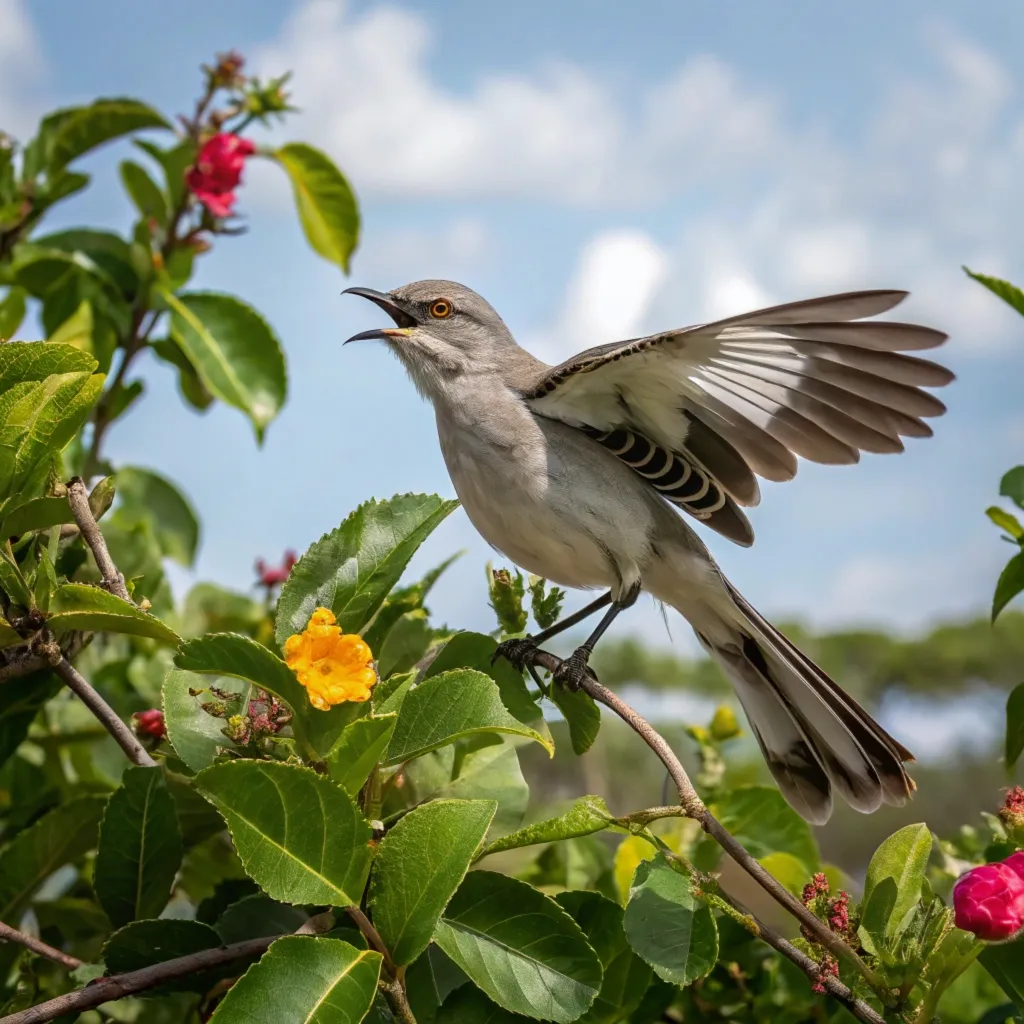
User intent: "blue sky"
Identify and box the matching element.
[5,0,1024,648]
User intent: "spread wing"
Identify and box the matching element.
[522,290,952,546]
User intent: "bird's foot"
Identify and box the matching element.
[492,636,538,673]
[552,647,596,693]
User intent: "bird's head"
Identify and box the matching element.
[343,279,525,399]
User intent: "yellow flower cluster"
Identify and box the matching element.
[283,607,377,710]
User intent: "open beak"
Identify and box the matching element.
[342,287,418,343]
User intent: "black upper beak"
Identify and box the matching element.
[342,287,418,343]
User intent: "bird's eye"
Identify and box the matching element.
[429,299,453,319]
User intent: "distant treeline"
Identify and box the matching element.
[590,610,1024,697]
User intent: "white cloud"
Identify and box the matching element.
[0,0,44,139]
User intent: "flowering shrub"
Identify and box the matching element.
[0,52,1022,1024]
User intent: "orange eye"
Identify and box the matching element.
[430,299,453,319]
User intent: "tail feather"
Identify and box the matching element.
[693,583,915,824]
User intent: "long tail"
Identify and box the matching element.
[681,579,915,825]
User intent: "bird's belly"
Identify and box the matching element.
[436,407,655,592]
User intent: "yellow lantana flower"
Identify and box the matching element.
[283,607,377,710]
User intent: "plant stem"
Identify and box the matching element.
[0,921,82,970]
[525,647,884,994]
[66,478,130,601]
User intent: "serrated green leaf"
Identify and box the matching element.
[858,823,932,951]
[1002,468,1024,512]
[47,582,181,644]
[0,495,74,540]
[371,799,496,966]
[437,986,529,1023]
[174,631,364,760]
[110,466,199,566]
[386,669,553,765]
[162,668,250,773]
[102,919,227,994]
[433,870,602,1022]
[0,672,60,768]
[34,229,138,297]
[196,760,373,906]
[326,713,397,796]
[164,289,287,442]
[994,553,1024,621]
[556,890,652,1023]
[482,795,613,856]
[46,97,171,171]
[0,287,26,340]
[276,494,459,644]
[209,936,382,1024]
[120,159,168,224]
[623,854,717,986]
[1006,684,1024,771]
[93,766,183,927]
[965,268,1024,318]
[0,795,106,920]
[709,785,818,871]
[214,893,309,945]
[550,685,601,754]
[272,143,360,273]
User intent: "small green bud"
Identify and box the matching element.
[487,564,527,635]
[709,704,741,742]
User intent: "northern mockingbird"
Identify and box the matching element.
[344,281,952,823]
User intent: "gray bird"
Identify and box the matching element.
[344,280,952,823]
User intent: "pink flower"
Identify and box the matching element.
[134,709,166,741]
[255,550,297,588]
[953,857,1024,941]
[186,133,256,218]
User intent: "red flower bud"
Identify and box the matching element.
[953,856,1024,941]
[256,550,298,588]
[134,709,166,740]
[185,133,256,218]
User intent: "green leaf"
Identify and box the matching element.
[423,632,550,746]
[623,853,718,986]
[120,159,169,224]
[276,493,459,644]
[709,785,818,871]
[326,713,397,796]
[988,507,1024,540]
[164,290,287,441]
[34,229,138,297]
[858,823,932,951]
[1006,684,1024,772]
[371,799,496,966]
[550,685,601,754]
[437,986,529,1023]
[208,936,382,1024]
[981,938,1024,1015]
[272,143,360,273]
[0,673,60,768]
[46,97,171,171]
[214,893,309,945]
[162,668,250,773]
[0,614,20,648]
[0,370,104,496]
[995,554,1024,621]
[195,760,373,906]
[0,341,96,392]
[93,766,183,927]
[556,890,652,1023]
[757,851,813,897]
[135,138,196,208]
[0,495,73,540]
[0,287,26,340]
[965,268,1024,318]
[378,609,433,677]
[482,795,613,856]
[174,631,362,760]
[103,919,226,993]
[433,870,603,1022]
[386,669,553,765]
[47,582,181,645]
[111,466,199,566]
[1002,468,1024,512]
[0,795,106,920]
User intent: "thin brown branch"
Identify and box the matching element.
[344,906,394,972]
[0,921,82,970]
[344,907,417,1021]
[66,479,129,601]
[52,657,156,768]
[0,633,89,686]
[1,917,331,1024]
[527,648,882,991]
[381,975,417,1024]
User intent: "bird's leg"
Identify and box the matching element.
[493,591,613,672]
[553,581,642,692]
